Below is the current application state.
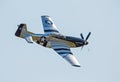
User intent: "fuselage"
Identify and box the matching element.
[35,33,85,48]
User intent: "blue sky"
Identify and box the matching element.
[0,0,120,82]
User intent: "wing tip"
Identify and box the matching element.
[41,15,50,17]
[72,65,81,67]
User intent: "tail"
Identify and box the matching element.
[15,23,34,43]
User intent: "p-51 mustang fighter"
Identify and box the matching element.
[15,15,91,67]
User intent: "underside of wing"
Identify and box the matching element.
[50,40,80,67]
[41,15,60,34]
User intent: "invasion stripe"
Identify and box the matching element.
[44,30,59,33]
[58,52,72,55]
[52,44,68,48]
[56,50,71,54]
[54,48,70,51]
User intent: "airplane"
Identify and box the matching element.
[15,15,91,67]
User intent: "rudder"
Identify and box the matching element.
[15,23,28,38]
[15,23,35,43]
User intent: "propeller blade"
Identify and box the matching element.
[85,32,91,41]
[80,33,84,40]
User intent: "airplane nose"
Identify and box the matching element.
[85,42,88,45]
[86,42,88,45]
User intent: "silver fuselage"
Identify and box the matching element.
[35,33,85,48]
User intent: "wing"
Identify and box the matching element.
[50,40,80,67]
[41,15,60,34]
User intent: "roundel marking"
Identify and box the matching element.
[45,20,53,25]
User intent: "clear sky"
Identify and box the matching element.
[0,0,120,82]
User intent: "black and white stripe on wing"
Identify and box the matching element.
[50,40,73,57]
[41,16,60,34]
[54,48,72,54]
[54,48,70,51]
[44,29,59,33]
[54,49,73,57]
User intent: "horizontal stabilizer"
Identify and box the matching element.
[15,23,35,43]
[25,36,34,43]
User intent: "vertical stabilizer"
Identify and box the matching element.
[15,24,27,38]
[15,24,34,43]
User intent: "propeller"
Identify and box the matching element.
[85,32,91,41]
[80,32,91,50]
[80,33,84,40]
[80,32,91,46]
